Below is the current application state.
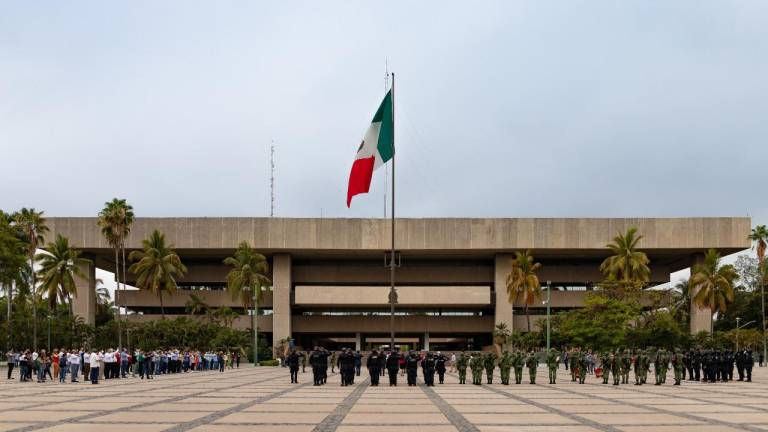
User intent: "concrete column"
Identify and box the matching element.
[272,254,292,350]
[355,332,362,351]
[423,332,430,351]
[689,253,712,334]
[494,254,514,333]
[72,257,96,325]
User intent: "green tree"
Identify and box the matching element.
[14,208,49,350]
[691,249,739,334]
[185,293,210,315]
[553,294,639,350]
[505,250,542,332]
[748,225,767,366]
[670,279,691,329]
[492,322,511,355]
[0,211,27,350]
[128,230,187,319]
[599,227,650,298]
[35,234,90,345]
[98,198,134,348]
[224,241,271,364]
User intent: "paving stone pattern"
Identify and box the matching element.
[0,365,767,431]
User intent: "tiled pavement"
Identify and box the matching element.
[1,365,767,431]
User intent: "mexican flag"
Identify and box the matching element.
[346,90,394,207]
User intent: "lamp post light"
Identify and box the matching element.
[545,281,551,351]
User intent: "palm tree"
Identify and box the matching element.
[669,279,691,328]
[492,322,511,355]
[0,211,27,350]
[185,293,210,315]
[35,235,90,345]
[600,227,650,290]
[14,208,48,351]
[505,250,542,332]
[691,249,739,334]
[224,241,271,365]
[128,230,187,319]
[748,225,768,365]
[98,198,134,348]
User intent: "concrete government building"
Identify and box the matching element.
[47,217,750,351]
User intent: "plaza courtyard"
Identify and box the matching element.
[0,366,767,432]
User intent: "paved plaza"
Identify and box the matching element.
[1,365,767,432]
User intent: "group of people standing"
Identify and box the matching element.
[5,347,240,384]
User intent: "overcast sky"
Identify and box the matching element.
[1,1,766,227]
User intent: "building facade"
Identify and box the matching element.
[46,217,750,351]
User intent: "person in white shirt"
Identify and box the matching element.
[68,350,80,382]
[89,351,101,384]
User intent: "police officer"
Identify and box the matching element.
[386,350,400,386]
[287,349,299,383]
[422,352,436,386]
[692,348,702,381]
[367,350,381,386]
[406,351,419,386]
[744,348,754,382]
[435,352,447,384]
[309,347,322,386]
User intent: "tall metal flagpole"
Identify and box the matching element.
[389,73,396,353]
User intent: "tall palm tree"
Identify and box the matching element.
[691,248,739,334]
[128,230,186,319]
[14,208,48,351]
[224,241,271,365]
[748,225,768,364]
[98,198,134,349]
[670,278,691,326]
[35,235,90,345]
[185,293,210,315]
[505,250,542,332]
[0,211,27,350]
[600,227,650,290]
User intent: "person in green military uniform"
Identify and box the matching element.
[546,348,559,384]
[653,349,663,385]
[470,353,484,385]
[600,352,611,384]
[632,350,642,385]
[672,349,684,385]
[620,350,631,384]
[611,351,621,385]
[639,349,650,384]
[660,349,669,384]
[576,349,587,384]
[512,350,524,384]
[483,352,497,384]
[499,351,512,385]
[525,351,538,384]
[456,352,469,384]
[569,348,579,382]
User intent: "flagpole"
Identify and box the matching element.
[389,72,396,354]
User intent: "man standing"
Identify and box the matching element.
[354,351,362,377]
[499,351,512,385]
[385,350,400,386]
[525,351,538,384]
[68,349,80,383]
[89,350,101,384]
[600,352,611,384]
[287,349,299,383]
[483,352,497,384]
[367,350,381,386]
[672,349,684,385]
[456,352,469,384]
[6,349,15,379]
[470,353,483,385]
[422,352,436,386]
[512,350,524,385]
[435,352,446,384]
[406,351,419,386]
[744,348,754,382]
[577,350,587,384]
[546,349,558,385]
[620,350,631,384]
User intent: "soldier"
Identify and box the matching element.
[456,352,469,384]
[406,351,420,386]
[632,350,642,385]
[435,352,447,384]
[660,348,670,384]
[692,348,702,381]
[653,349,663,385]
[525,351,538,384]
[640,350,651,385]
[470,352,484,385]
[367,350,381,386]
[386,350,400,386]
[577,350,587,384]
[422,352,436,386]
[600,352,611,384]
[735,349,745,381]
[744,348,754,382]
[725,349,734,382]
[309,348,322,386]
[330,350,337,374]
[300,351,307,373]
[611,352,621,385]
[546,348,559,384]
[499,351,512,385]
[684,349,694,380]
[672,349,684,385]
[569,348,579,382]
[484,352,497,384]
[620,350,631,384]
[512,350,525,385]
[287,350,300,383]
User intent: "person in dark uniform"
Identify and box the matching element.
[435,352,447,384]
[339,349,354,386]
[406,351,419,386]
[736,349,745,381]
[385,350,400,386]
[692,349,702,381]
[422,352,436,386]
[744,348,754,382]
[367,350,381,386]
[354,351,362,377]
[321,348,329,384]
[287,350,300,383]
[682,349,691,380]
[309,348,321,386]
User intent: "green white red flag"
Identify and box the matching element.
[346,90,394,207]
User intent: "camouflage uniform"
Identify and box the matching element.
[499,351,512,385]
[456,352,469,384]
[546,349,559,384]
[525,352,538,384]
[512,351,524,384]
[470,354,484,385]
[484,352,497,384]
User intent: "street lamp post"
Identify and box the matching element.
[546,281,551,351]
[735,317,757,352]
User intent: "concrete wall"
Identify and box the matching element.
[126,314,273,332]
[46,217,751,252]
[294,285,491,306]
[292,315,494,333]
[117,289,274,308]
